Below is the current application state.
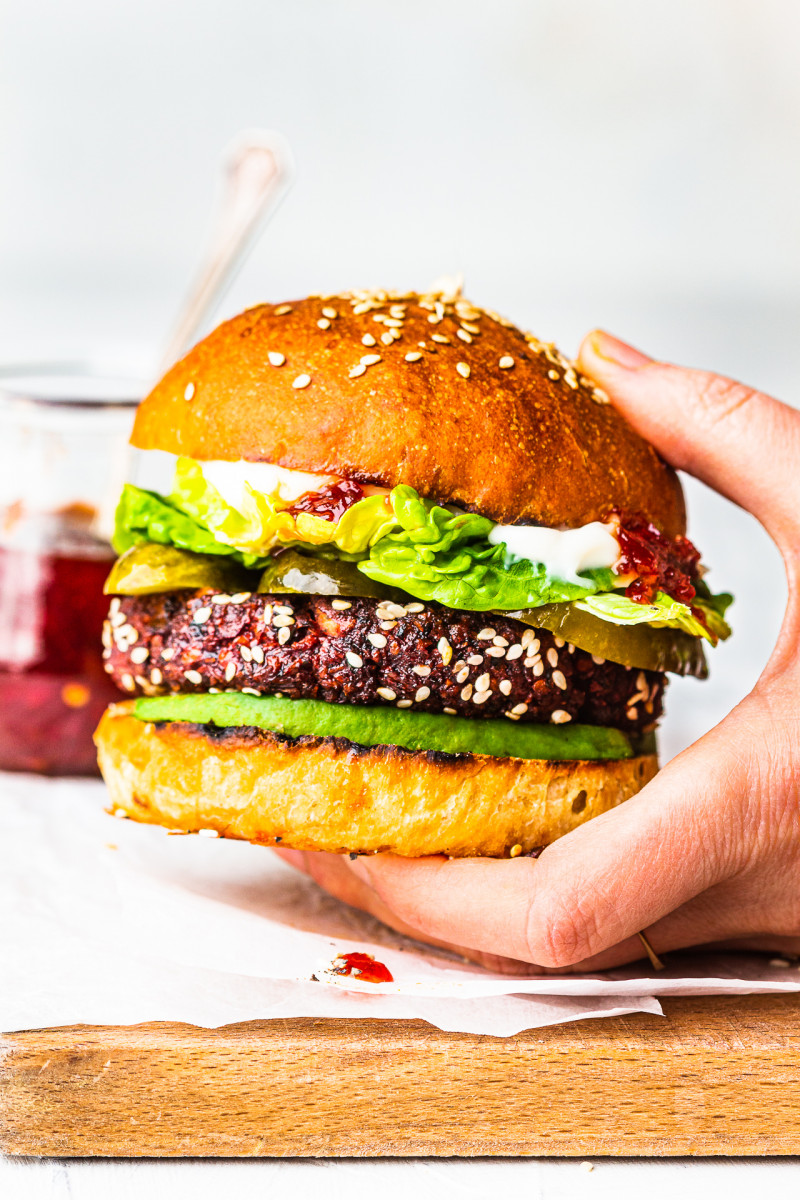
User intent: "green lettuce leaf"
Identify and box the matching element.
[357,484,616,611]
[112,484,269,568]
[574,591,729,644]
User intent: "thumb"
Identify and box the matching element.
[578,330,800,553]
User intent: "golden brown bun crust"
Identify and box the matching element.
[95,705,658,858]
[132,290,686,535]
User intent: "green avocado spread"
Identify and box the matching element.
[133,693,647,761]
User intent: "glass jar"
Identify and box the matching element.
[0,366,141,775]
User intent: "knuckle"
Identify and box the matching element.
[688,370,758,431]
[525,897,595,968]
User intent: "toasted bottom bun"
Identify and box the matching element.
[95,703,658,858]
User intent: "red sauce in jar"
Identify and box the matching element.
[331,951,394,984]
[612,511,701,606]
[290,480,364,523]
[0,543,118,775]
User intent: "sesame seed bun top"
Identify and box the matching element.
[131,286,686,536]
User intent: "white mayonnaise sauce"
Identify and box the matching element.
[200,460,340,507]
[487,520,620,583]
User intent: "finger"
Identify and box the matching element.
[271,848,536,976]
[344,717,753,969]
[577,330,800,551]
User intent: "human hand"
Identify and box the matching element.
[275,332,800,973]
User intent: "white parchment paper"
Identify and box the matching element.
[3,774,799,1036]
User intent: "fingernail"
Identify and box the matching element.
[589,330,652,370]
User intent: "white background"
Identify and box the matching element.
[2,0,798,1191]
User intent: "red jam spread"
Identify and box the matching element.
[332,951,394,984]
[612,511,701,606]
[290,480,364,523]
[0,544,119,775]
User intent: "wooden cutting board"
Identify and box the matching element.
[1,993,799,1158]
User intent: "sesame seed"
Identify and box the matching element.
[461,322,481,334]
[241,687,261,696]
[499,356,514,369]
[477,627,496,640]
[240,646,253,663]
[207,687,220,695]
[380,332,393,346]
[321,306,338,319]
[230,593,251,603]
[506,644,523,661]
[511,703,528,715]
[185,670,203,684]
[520,629,538,649]
[475,673,491,692]
[473,691,490,704]
[349,364,367,378]
[546,647,559,668]
[113,807,129,819]
[377,687,396,701]
[380,620,397,631]
[383,318,403,328]
[415,686,430,703]
[193,607,212,624]
[360,354,381,366]
[317,318,331,330]
[460,684,473,701]
[149,668,162,685]
[592,654,606,665]
[268,352,285,367]
[396,699,413,708]
[352,301,371,315]
[626,707,638,721]
[456,362,470,379]
[184,382,195,401]
[412,664,431,676]
[272,615,295,627]
[467,654,484,665]
[134,675,148,688]
[118,623,137,642]
[437,637,452,665]
[548,369,560,381]
[492,635,509,647]
[431,333,450,344]
[592,387,610,405]
[443,707,457,715]
[456,328,472,343]
[552,670,567,690]
[211,594,233,605]
[499,680,512,696]
[225,662,236,682]
[568,643,576,654]
[330,598,352,611]
[455,667,470,684]
[486,646,506,658]
[405,602,425,613]
[346,651,363,668]
[120,673,135,691]
[292,374,311,389]
[405,351,423,362]
[274,604,294,615]
[274,304,292,315]
[382,603,408,619]
[554,637,565,648]
[109,598,121,614]
[509,844,523,858]
[532,661,545,677]
[361,333,377,346]
[389,305,406,318]
[129,646,149,664]
[161,648,175,661]
[277,627,291,645]
[551,709,572,724]
[368,633,387,648]
[199,827,219,837]
[251,645,264,664]
[637,671,648,691]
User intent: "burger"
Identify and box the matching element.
[94,286,731,857]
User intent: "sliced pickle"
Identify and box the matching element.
[257,550,406,600]
[104,543,257,596]
[500,603,708,677]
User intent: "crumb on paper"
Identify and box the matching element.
[580,1161,594,1172]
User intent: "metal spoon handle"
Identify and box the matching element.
[158,129,294,376]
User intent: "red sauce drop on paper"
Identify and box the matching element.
[332,952,394,984]
[290,480,364,523]
[612,511,701,606]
